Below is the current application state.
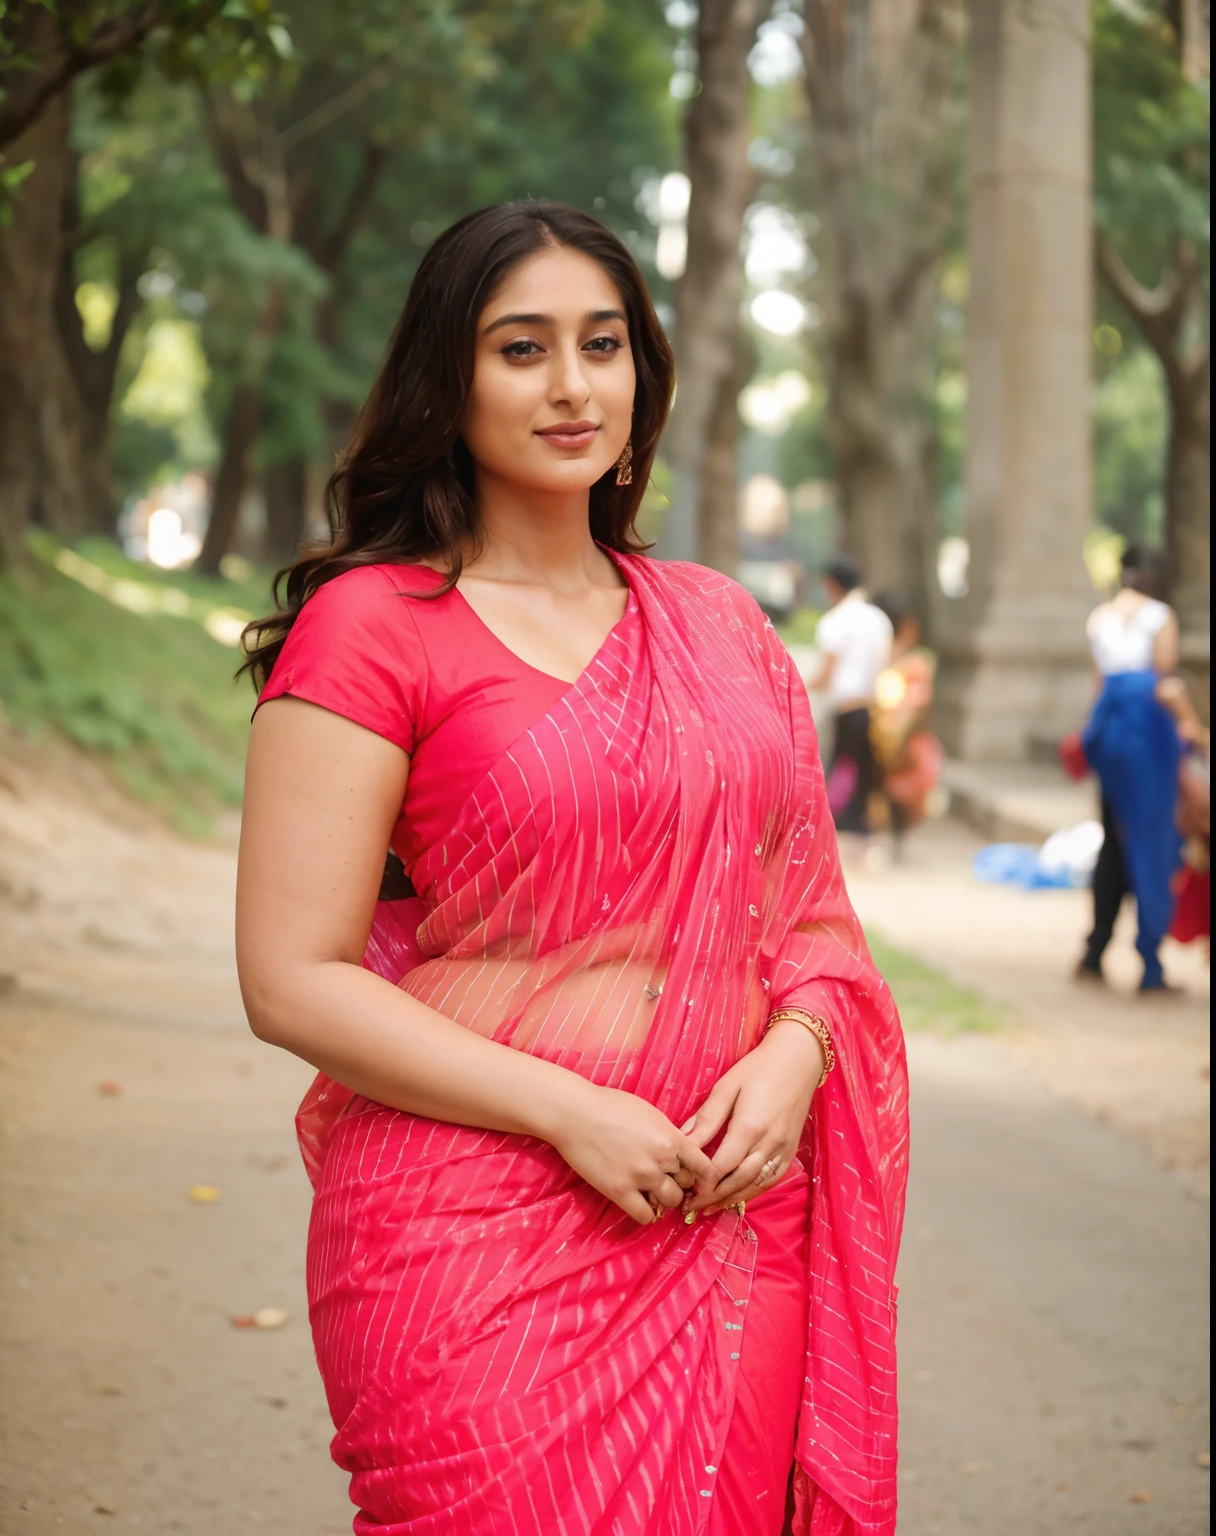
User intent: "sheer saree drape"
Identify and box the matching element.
[296,555,908,1535]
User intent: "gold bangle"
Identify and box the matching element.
[765,1008,835,1088]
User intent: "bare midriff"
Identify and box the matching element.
[404,947,770,1066]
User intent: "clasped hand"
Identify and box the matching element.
[551,1019,825,1225]
[680,1018,825,1213]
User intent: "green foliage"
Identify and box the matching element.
[310,0,678,441]
[1093,0,1210,283]
[111,416,182,491]
[65,0,678,513]
[866,930,1004,1034]
[0,534,267,831]
[1090,0,1208,542]
[773,607,822,647]
[1092,345,1168,541]
[0,153,33,222]
[70,65,328,497]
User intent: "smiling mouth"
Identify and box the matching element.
[536,422,599,450]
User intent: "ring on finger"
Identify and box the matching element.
[756,1156,782,1185]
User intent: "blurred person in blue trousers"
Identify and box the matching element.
[1076,544,1184,993]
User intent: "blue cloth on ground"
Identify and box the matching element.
[972,844,1075,890]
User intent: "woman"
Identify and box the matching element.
[869,591,943,851]
[237,201,907,1536]
[1077,544,1183,991]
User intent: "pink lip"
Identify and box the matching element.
[536,421,599,450]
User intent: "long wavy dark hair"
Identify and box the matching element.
[241,199,676,690]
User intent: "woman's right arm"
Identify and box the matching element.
[236,696,710,1223]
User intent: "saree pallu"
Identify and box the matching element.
[1082,670,1182,981]
[297,555,909,1535]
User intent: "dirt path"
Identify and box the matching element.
[0,999,350,1534]
[850,819,1210,1533]
[0,737,349,1533]
[846,819,1210,1188]
[898,1033,1208,1535]
[0,743,1208,1533]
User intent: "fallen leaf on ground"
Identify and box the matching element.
[231,1307,288,1330]
[1128,1490,1153,1503]
[188,1185,221,1204]
[97,1081,122,1097]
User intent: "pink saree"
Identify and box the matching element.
[293,553,908,1534]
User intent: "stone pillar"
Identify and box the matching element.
[936,0,1096,761]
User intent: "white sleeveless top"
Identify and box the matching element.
[1086,598,1170,676]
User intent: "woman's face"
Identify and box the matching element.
[463,244,636,497]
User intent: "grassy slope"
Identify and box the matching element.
[0,537,270,833]
[868,931,1004,1034]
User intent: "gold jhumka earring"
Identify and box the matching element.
[614,440,633,486]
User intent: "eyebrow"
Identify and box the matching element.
[482,307,627,335]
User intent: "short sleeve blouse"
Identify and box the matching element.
[1086,597,1170,676]
[260,564,425,753]
[257,564,573,870]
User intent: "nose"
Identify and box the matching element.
[549,338,592,410]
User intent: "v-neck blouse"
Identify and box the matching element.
[258,562,637,871]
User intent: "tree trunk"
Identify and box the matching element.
[1096,233,1210,711]
[38,332,90,541]
[54,153,146,539]
[51,296,128,542]
[658,0,768,567]
[0,83,71,567]
[801,0,963,625]
[699,361,743,578]
[195,110,387,575]
[1165,406,1210,624]
[907,409,942,629]
[197,381,265,576]
[196,286,285,575]
[263,455,307,567]
[1164,375,1210,712]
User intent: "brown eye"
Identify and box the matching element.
[584,335,623,355]
[502,340,542,359]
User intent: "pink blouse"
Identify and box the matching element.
[257,563,636,871]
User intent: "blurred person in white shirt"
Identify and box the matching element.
[809,555,894,842]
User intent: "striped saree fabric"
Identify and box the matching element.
[294,553,909,1535]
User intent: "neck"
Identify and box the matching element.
[464,468,609,587]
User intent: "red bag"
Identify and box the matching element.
[1059,730,1088,781]
[1170,865,1210,944]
